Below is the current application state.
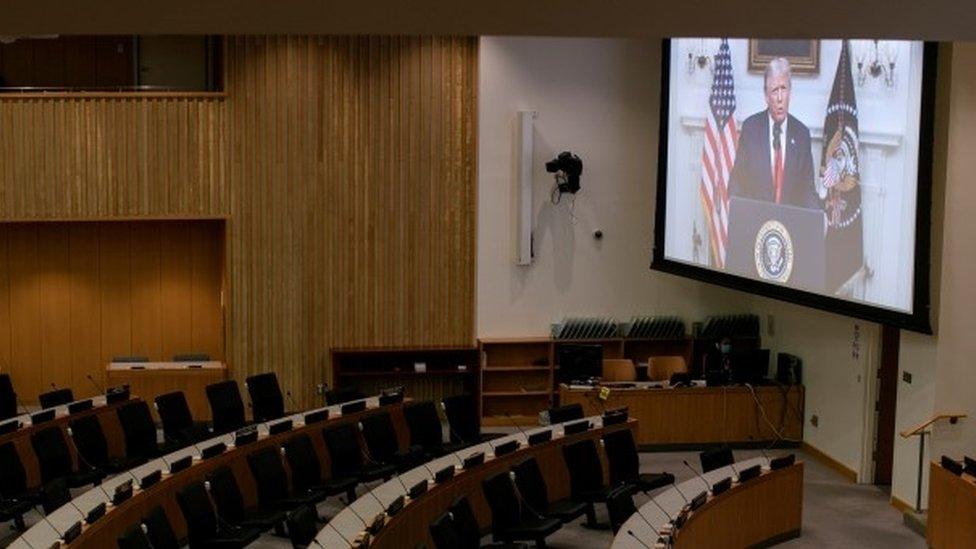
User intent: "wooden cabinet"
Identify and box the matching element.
[330,346,479,403]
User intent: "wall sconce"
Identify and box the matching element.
[687,39,713,75]
[855,40,896,89]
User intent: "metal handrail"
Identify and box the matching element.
[899,413,966,512]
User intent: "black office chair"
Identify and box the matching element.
[546,404,584,424]
[117,400,169,460]
[0,374,18,420]
[324,387,365,406]
[0,441,42,526]
[404,400,465,458]
[323,422,396,485]
[176,481,261,548]
[449,495,527,549]
[206,380,247,434]
[41,477,71,514]
[481,471,562,548]
[117,522,153,549]
[31,425,105,487]
[561,438,613,527]
[248,446,329,513]
[69,414,145,473]
[207,465,286,533]
[429,511,462,549]
[286,505,320,549]
[699,446,735,473]
[605,484,637,534]
[38,387,74,409]
[359,412,424,473]
[602,429,674,493]
[442,393,504,446]
[281,434,358,504]
[245,372,286,422]
[155,391,210,446]
[511,456,589,524]
[142,506,180,549]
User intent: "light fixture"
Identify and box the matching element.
[855,40,896,89]
[687,39,713,75]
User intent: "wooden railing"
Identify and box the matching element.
[900,412,967,512]
[900,413,967,438]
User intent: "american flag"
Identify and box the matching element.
[699,39,739,268]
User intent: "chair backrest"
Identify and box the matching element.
[117,400,158,460]
[547,403,584,424]
[39,387,74,409]
[602,359,637,382]
[207,466,247,523]
[323,422,363,476]
[247,446,291,505]
[173,353,210,362]
[511,456,551,511]
[404,401,444,450]
[441,393,480,444]
[117,523,153,549]
[281,434,323,490]
[481,471,521,535]
[245,372,285,422]
[175,482,219,544]
[602,428,640,487]
[42,477,71,514]
[206,380,246,434]
[0,375,17,420]
[69,414,110,467]
[154,391,195,443]
[428,511,461,549]
[447,496,482,549]
[287,504,320,548]
[31,426,74,483]
[359,411,398,463]
[561,439,605,497]
[649,355,688,382]
[606,484,637,534]
[0,441,28,498]
[143,506,180,549]
[699,446,735,473]
[324,387,365,406]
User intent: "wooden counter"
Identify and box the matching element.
[559,384,803,447]
[928,460,976,549]
[106,361,227,421]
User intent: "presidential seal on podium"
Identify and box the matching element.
[755,220,794,283]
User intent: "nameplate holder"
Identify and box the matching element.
[434,465,455,484]
[85,502,106,525]
[200,442,227,460]
[408,479,428,499]
[62,521,82,543]
[770,453,796,471]
[67,399,94,414]
[462,452,485,469]
[106,385,131,404]
[711,476,732,496]
[235,427,258,446]
[169,455,192,474]
[0,419,21,435]
[493,440,519,457]
[304,409,329,425]
[113,480,134,505]
[562,419,591,436]
[140,470,162,489]
[527,429,552,446]
[268,419,293,435]
[385,495,405,516]
[737,464,762,482]
[341,400,367,415]
[31,410,55,425]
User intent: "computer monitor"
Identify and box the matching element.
[557,344,603,382]
[731,349,771,384]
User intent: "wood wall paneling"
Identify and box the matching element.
[0,36,478,408]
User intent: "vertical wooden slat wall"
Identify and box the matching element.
[0,36,478,406]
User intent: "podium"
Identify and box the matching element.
[105,361,227,421]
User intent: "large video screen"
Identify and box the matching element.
[653,39,935,331]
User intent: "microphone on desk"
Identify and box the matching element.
[37,509,67,538]
[667,476,691,505]
[682,460,711,493]
[345,502,370,528]
[86,374,105,395]
[627,529,654,549]
[392,474,411,496]
[646,495,676,524]
[505,412,530,442]
[285,391,300,413]
[627,502,671,546]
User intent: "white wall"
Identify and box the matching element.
[476,37,752,337]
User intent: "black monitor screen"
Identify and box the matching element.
[557,344,603,382]
[731,348,771,384]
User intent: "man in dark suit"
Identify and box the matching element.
[728,57,820,210]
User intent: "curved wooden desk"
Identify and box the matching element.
[612,459,803,549]
[928,460,976,548]
[10,396,408,549]
[317,416,637,549]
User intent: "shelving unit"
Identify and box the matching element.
[330,346,479,403]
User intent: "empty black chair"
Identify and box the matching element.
[70,414,144,473]
[248,446,329,513]
[0,441,40,505]
[41,478,71,514]
[404,401,464,458]
[481,471,561,548]
[359,412,424,472]
[176,481,261,549]
[143,506,180,549]
[324,387,365,406]
[602,429,674,493]
[206,380,247,434]
[38,387,74,409]
[0,374,18,420]
[511,456,589,524]
[442,393,504,445]
[699,446,735,474]
[546,404,583,425]
[118,522,153,549]
[173,353,210,362]
[281,434,358,503]
[245,372,285,422]
[155,391,211,446]
[605,485,637,534]
[117,400,166,461]
[323,422,395,485]
[561,439,613,527]
[31,425,104,487]
[286,505,320,549]
[449,496,527,549]
[207,465,286,533]
[429,511,461,549]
